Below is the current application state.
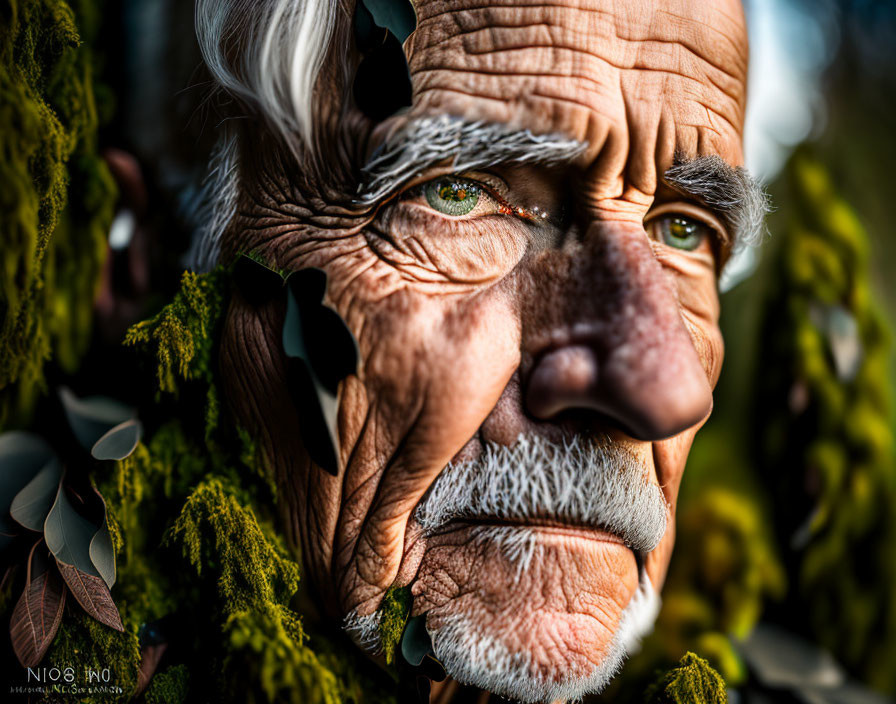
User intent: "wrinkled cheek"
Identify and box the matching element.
[663,257,724,387]
[369,217,530,285]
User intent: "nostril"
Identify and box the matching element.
[524,341,714,440]
[525,345,600,419]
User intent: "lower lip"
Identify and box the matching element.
[442,519,627,547]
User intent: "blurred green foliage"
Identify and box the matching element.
[0,0,115,429]
[754,150,896,694]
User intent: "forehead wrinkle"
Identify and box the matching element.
[357,116,588,203]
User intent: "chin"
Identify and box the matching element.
[412,525,662,703]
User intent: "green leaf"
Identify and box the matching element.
[44,482,103,579]
[0,432,55,551]
[282,286,309,360]
[59,387,135,452]
[363,0,417,43]
[401,614,432,667]
[10,456,63,532]
[88,489,116,588]
[91,419,143,461]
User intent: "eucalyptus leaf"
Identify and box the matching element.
[56,562,123,631]
[10,541,66,667]
[401,614,433,667]
[282,270,360,476]
[59,387,136,452]
[91,419,143,461]
[0,432,55,551]
[363,0,417,43]
[10,456,63,532]
[88,488,116,589]
[44,483,103,579]
[233,253,285,305]
[353,32,413,121]
[0,432,54,508]
[282,286,309,360]
[287,359,341,476]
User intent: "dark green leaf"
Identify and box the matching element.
[281,271,360,476]
[10,456,63,532]
[91,419,143,461]
[88,488,116,589]
[282,286,309,360]
[0,432,55,550]
[401,614,432,667]
[353,32,413,121]
[363,0,417,43]
[232,253,284,305]
[44,482,103,579]
[59,387,135,452]
[284,270,358,391]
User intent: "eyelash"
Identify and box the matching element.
[402,175,541,222]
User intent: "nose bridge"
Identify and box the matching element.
[580,223,682,356]
[521,221,713,440]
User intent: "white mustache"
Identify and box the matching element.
[414,434,668,554]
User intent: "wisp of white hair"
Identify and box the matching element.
[415,434,668,554]
[195,0,340,149]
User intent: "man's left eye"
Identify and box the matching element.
[651,215,712,251]
[425,178,482,216]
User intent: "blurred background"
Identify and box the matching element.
[623,1,896,701]
[1,0,894,702]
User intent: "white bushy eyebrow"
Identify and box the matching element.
[357,116,769,249]
[356,115,588,204]
[663,155,770,249]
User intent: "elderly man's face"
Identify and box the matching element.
[220,0,752,700]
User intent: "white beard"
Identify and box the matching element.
[426,564,660,704]
[342,434,667,701]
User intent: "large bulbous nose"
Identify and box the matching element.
[522,223,713,441]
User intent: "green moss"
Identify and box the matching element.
[0,0,115,429]
[145,665,190,704]
[168,477,300,611]
[124,269,227,395]
[644,652,728,704]
[163,476,392,703]
[46,608,142,702]
[378,586,411,665]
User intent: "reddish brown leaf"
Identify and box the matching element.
[135,643,168,696]
[56,562,123,632]
[10,545,66,667]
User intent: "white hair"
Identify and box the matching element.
[415,434,668,554]
[190,0,343,269]
[184,129,241,271]
[195,0,341,149]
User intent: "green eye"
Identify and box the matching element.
[424,178,481,217]
[657,215,709,251]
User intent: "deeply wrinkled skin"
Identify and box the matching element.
[219,0,747,692]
